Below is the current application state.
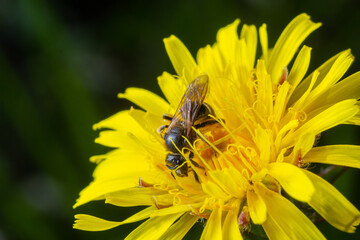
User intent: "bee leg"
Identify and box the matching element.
[188,153,201,183]
[194,119,219,129]
[162,113,173,121]
[170,172,176,180]
[193,171,200,183]
[157,124,168,134]
[194,118,226,129]
[188,152,201,169]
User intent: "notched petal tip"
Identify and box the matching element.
[304,170,360,233]
[73,214,122,231]
[350,216,360,232]
[163,34,177,43]
[268,12,321,84]
[118,88,170,116]
[163,34,197,81]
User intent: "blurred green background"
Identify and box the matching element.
[0,0,359,239]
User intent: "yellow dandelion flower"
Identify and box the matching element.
[73,13,360,239]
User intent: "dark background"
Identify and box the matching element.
[0,0,359,239]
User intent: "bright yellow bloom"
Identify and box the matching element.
[73,13,360,239]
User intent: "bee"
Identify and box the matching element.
[159,75,218,178]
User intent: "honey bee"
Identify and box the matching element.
[159,75,218,178]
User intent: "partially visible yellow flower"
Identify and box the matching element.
[73,13,360,239]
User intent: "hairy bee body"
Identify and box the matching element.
[159,75,217,179]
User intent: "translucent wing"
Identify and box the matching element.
[166,75,209,138]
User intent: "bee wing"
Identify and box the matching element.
[166,75,209,138]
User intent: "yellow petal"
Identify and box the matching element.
[89,149,119,164]
[95,130,138,149]
[223,207,243,240]
[255,182,325,239]
[208,169,245,198]
[262,214,290,239]
[312,49,353,91]
[73,206,156,231]
[345,109,360,125]
[202,180,229,200]
[287,45,312,92]
[125,213,183,240]
[150,204,192,217]
[230,39,254,103]
[287,132,315,164]
[200,206,223,240]
[118,88,169,116]
[105,187,168,207]
[158,213,198,240]
[254,126,271,165]
[93,111,150,151]
[73,214,122,231]
[216,19,240,64]
[240,24,257,68]
[267,13,321,84]
[291,69,319,111]
[275,119,299,151]
[92,153,149,179]
[318,71,360,107]
[225,167,249,191]
[259,24,268,61]
[197,44,224,80]
[290,50,347,105]
[93,110,143,132]
[247,189,267,224]
[282,99,359,147]
[303,169,360,233]
[256,60,273,116]
[303,145,360,168]
[157,71,186,110]
[163,35,197,81]
[128,107,166,141]
[75,178,140,208]
[274,81,291,123]
[74,153,151,208]
[304,50,354,111]
[267,162,314,202]
[235,38,251,78]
